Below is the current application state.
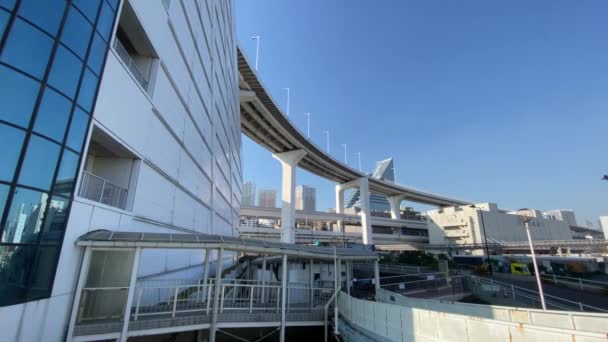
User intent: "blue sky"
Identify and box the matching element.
[235,1,608,226]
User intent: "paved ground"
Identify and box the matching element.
[485,273,608,312]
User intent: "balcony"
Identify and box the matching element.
[79,171,128,210]
[113,38,149,91]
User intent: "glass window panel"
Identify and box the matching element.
[0,184,8,216]
[0,245,35,306]
[0,123,25,182]
[0,8,8,37]
[40,196,69,244]
[1,187,48,244]
[66,108,89,151]
[0,65,40,128]
[18,135,61,191]
[85,250,134,287]
[73,0,100,23]
[0,0,15,10]
[18,0,65,36]
[96,1,114,42]
[33,87,72,142]
[54,149,79,196]
[0,19,54,79]
[27,246,59,300]
[87,33,106,76]
[77,69,98,113]
[60,6,93,60]
[48,46,83,99]
[106,0,118,11]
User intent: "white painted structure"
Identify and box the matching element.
[0,1,241,341]
[600,216,608,240]
[544,209,578,226]
[427,203,573,255]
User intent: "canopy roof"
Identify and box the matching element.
[77,230,378,261]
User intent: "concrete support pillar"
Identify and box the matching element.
[273,150,307,244]
[358,177,373,245]
[119,247,142,342]
[210,248,224,342]
[280,254,288,342]
[335,184,344,233]
[387,195,404,220]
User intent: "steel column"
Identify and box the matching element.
[66,247,92,342]
[119,247,141,342]
[280,254,288,342]
[210,248,224,342]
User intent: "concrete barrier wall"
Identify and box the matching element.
[377,288,608,334]
[339,292,608,342]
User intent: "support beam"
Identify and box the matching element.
[374,260,381,300]
[210,248,224,342]
[273,150,307,244]
[280,254,288,342]
[202,249,211,301]
[119,247,142,342]
[335,184,344,233]
[358,177,373,245]
[66,247,92,342]
[387,195,405,220]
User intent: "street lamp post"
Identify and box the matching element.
[251,35,260,71]
[323,131,330,153]
[283,88,290,116]
[470,205,493,276]
[305,112,311,138]
[341,144,347,164]
[518,208,547,311]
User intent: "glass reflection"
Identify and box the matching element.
[77,69,98,113]
[0,65,40,128]
[27,246,59,299]
[60,6,93,59]
[18,135,60,191]
[1,187,48,244]
[0,245,35,306]
[0,19,53,79]
[41,196,69,244]
[18,0,65,36]
[55,149,79,196]
[66,108,89,151]
[48,46,83,99]
[0,123,25,182]
[33,87,72,142]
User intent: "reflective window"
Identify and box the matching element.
[18,0,66,36]
[96,1,114,41]
[0,65,40,128]
[1,187,48,244]
[87,33,106,75]
[0,245,35,306]
[60,6,93,60]
[18,135,61,190]
[54,149,79,196]
[73,0,100,23]
[66,108,89,151]
[27,246,59,299]
[33,87,72,142]
[0,19,53,79]
[0,9,8,37]
[48,46,83,99]
[0,184,8,216]
[106,0,119,11]
[0,0,15,10]
[40,196,69,244]
[0,123,25,182]
[77,69,99,113]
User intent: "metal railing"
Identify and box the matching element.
[540,274,608,291]
[470,276,608,313]
[79,171,128,210]
[113,38,149,91]
[352,262,435,275]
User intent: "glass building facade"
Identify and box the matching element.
[0,0,118,306]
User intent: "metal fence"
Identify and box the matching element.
[352,262,435,275]
[79,171,128,210]
[540,274,608,292]
[470,276,608,313]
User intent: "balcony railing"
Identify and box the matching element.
[79,171,128,210]
[113,38,149,91]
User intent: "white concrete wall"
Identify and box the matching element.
[0,1,241,341]
[340,292,608,342]
[428,203,573,254]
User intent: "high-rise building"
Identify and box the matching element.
[345,158,394,213]
[296,185,316,212]
[0,0,240,339]
[600,216,608,239]
[258,189,277,208]
[242,181,256,207]
[544,209,578,226]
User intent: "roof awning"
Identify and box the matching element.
[77,230,378,261]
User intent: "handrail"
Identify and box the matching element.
[324,289,340,342]
[79,171,128,210]
[540,274,608,290]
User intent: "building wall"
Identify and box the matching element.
[296,185,316,213]
[600,216,608,240]
[427,203,573,255]
[544,209,578,226]
[258,189,277,208]
[242,181,255,206]
[0,0,240,340]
